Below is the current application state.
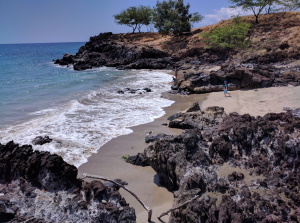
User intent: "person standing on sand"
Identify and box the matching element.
[172,67,178,82]
[223,87,231,97]
[223,80,231,97]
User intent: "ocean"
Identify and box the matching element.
[0,42,174,167]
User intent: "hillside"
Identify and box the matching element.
[55,12,300,71]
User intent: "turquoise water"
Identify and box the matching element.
[0,42,173,167]
[0,42,124,125]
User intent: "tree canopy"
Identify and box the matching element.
[153,0,203,35]
[229,0,276,23]
[114,6,153,33]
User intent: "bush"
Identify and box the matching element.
[202,16,251,49]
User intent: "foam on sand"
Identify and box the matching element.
[0,70,174,167]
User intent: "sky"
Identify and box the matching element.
[0,0,249,44]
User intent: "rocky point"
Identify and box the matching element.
[0,141,136,222]
[127,104,300,222]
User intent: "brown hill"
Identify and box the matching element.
[105,11,300,62]
[132,11,300,64]
[55,12,300,70]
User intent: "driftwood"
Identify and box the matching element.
[23,217,36,223]
[83,173,153,222]
[157,195,200,222]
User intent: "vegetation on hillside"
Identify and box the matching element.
[201,16,251,49]
[112,10,300,67]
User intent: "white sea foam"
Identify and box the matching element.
[30,107,59,116]
[0,70,174,167]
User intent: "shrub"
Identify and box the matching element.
[202,16,251,49]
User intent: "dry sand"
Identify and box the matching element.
[202,85,300,117]
[78,84,300,223]
[78,93,206,223]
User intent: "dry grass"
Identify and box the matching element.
[116,12,300,59]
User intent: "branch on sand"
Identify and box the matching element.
[157,195,200,222]
[83,173,153,222]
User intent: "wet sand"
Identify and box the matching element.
[78,92,207,223]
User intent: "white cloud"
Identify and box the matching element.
[199,7,252,26]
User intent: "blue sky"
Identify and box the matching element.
[0,0,246,44]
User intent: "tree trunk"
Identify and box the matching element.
[255,14,259,24]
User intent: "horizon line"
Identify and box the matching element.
[0,41,88,45]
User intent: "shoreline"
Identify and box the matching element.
[78,84,300,222]
[78,92,207,222]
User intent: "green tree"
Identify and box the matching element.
[202,16,252,49]
[229,0,276,24]
[153,0,203,36]
[114,6,153,33]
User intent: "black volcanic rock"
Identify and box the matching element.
[53,13,300,95]
[117,87,152,94]
[173,64,300,94]
[125,153,149,167]
[32,135,53,145]
[129,103,300,222]
[0,141,136,222]
[55,32,172,71]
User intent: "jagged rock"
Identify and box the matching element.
[0,141,136,222]
[117,87,152,94]
[186,102,201,112]
[167,112,183,121]
[228,172,244,181]
[130,106,300,222]
[169,106,226,131]
[55,32,171,70]
[145,133,167,143]
[173,64,300,94]
[125,153,149,167]
[32,136,52,145]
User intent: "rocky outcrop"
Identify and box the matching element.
[53,12,300,97]
[128,104,300,222]
[54,32,173,71]
[54,13,300,76]
[0,141,136,222]
[172,64,300,94]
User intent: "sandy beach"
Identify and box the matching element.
[202,85,300,117]
[78,92,206,223]
[78,85,300,223]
